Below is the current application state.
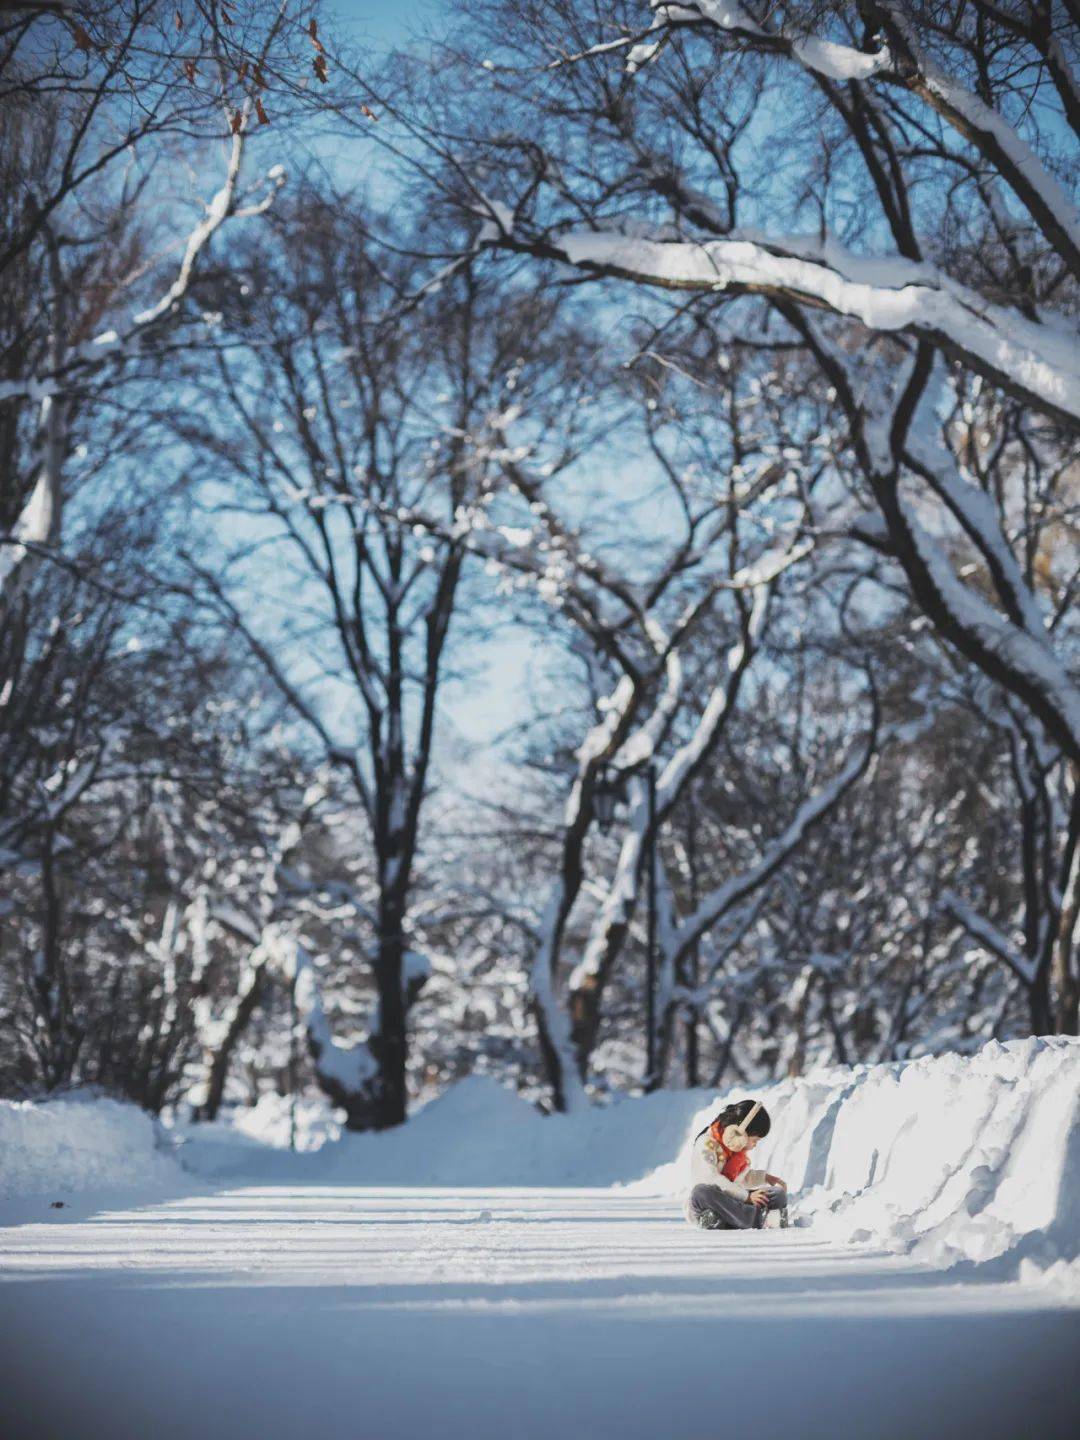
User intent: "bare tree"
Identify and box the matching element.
[395,337,882,1106]
[170,190,585,1127]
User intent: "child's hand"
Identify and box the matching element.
[765,1174,787,1189]
[748,1189,769,1207]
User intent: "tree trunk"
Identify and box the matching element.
[34,824,73,1090]
[1052,782,1080,1035]
[1055,960,1080,1036]
[359,893,408,1131]
[685,999,700,1088]
[1028,966,1053,1035]
[334,887,419,1132]
[196,964,266,1121]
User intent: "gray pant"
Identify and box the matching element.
[687,1183,788,1230]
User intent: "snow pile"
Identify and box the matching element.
[642,1035,1080,1282]
[296,1035,1075,1280]
[0,1093,179,1201]
[320,1075,711,1187]
[173,1092,344,1173]
[173,1075,712,1187]
[226,1092,343,1151]
[4,1038,1077,1285]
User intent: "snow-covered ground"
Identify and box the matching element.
[2,1038,1078,1439]
[3,1185,1078,1440]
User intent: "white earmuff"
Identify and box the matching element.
[721,1100,761,1153]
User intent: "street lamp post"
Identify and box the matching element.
[593,759,659,1089]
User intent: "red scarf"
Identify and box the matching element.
[709,1119,750,1181]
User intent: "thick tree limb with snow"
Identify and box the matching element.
[669,708,880,972]
[940,889,1036,987]
[0,134,283,409]
[642,2,1080,280]
[480,221,1080,431]
[0,129,285,611]
[567,577,773,1072]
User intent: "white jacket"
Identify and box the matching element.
[687,1130,768,1203]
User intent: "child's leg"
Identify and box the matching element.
[687,1183,760,1230]
[764,1188,790,1229]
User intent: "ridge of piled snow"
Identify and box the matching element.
[4,1039,1077,1286]
[172,1074,712,1187]
[637,1035,1080,1283]
[174,1091,344,1163]
[176,1037,1079,1282]
[0,1093,180,1201]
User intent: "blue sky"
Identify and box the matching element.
[334,0,441,47]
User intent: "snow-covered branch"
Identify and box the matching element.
[875,457,1080,762]
[670,711,878,968]
[482,221,1080,429]
[647,1,1080,277]
[940,889,1037,987]
[568,580,771,1005]
[290,938,379,1100]
[0,135,284,406]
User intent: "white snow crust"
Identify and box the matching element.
[0,1093,177,1200]
[645,1035,1080,1283]
[3,1038,1077,1283]
[2,1041,1077,1440]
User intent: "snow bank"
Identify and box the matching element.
[320,1075,712,1187]
[5,1038,1077,1285]
[175,1036,1079,1282]
[640,1035,1080,1282]
[173,1075,712,1187]
[0,1093,180,1202]
[172,1092,344,1174]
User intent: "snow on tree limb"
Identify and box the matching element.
[1,126,285,608]
[902,362,1050,643]
[873,2,1080,279]
[784,316,1080,767]
[940,888,1037,987]
[290,938,379,1097]
[481,221,1080,429]
[0,418,63,598]
[567,581,771,999]
[670,708,879,967]
[874,461,1080,762]
[0,132,284,406]
[654,0,894,82]
[647,1,1080,277]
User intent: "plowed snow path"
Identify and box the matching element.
[2,1185,1076,1439]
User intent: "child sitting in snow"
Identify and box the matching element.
[686,1098,789,1231]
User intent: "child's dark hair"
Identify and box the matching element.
[695,1098,771,1142]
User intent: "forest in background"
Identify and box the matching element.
[1,0,1078,1129]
